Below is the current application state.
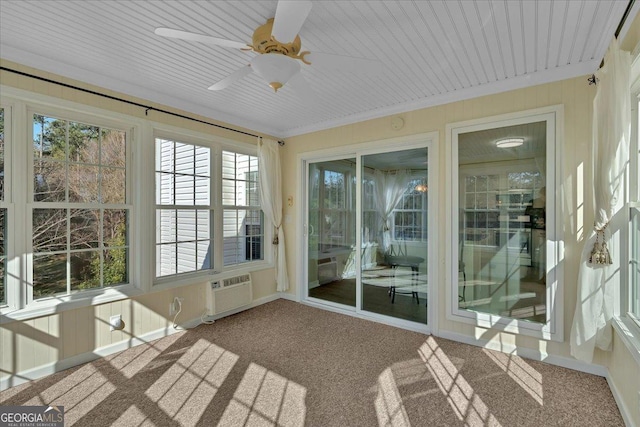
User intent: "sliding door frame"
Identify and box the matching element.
[296,132,439,334]
[445,105,564,341]
[303,153,358,312]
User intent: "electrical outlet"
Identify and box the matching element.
[169,297,184,315]
[110,314,124,331]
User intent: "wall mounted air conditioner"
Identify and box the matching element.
[317,258,338,285]
[206,273,253,315]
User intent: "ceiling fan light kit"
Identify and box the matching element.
[495,138,524,148]
[251,53,301,92]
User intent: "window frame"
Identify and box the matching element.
[313,162,356,248]
[623,88,640,328]
[611,54,640,366]
[459,161,543,251]
[391,176,428,243]
[445,105,564,342]
[26,112,133,305]
[154,137,214,279]
[0,89,141,320]
[361,171,378,243]
[221,151,264,267]
[0,103,13,309]
[152,128,271,288]
[26,107,134,305]
[0,87,274,321]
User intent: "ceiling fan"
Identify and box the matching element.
[154,0,380,96]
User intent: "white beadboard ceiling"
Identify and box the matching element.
[0,1,635,139]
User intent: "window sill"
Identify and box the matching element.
[0,285,144,324]
[612,316,640,366]
[152,261,275,292]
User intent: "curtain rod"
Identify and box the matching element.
[588,0,636,85]
[0,66,285,145]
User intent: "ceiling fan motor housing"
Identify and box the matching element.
[252,18,302,57]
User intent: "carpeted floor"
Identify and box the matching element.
[0,299,623,426]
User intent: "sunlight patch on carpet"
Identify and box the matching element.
[375,367,411,427]
[23,363,116,424]
[105,331,183,379]
[112,404,147,426]
[419,337,502,426]
[145,339,238,425]
[218,362,307,426]
[59,370,116,425]
[482,349,543,405]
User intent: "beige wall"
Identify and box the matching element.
[282,76,595,358]
[0,60,279,385]
[280,18,640,424]
[609,332,640,425]
[0,60,264,143]
[0,271,276,385]
[282,77,640,420]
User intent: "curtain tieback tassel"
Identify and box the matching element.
[272,225,281,245]
[589,225,612,265]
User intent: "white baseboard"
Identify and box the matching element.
[0,293,283,392]
[606,371,636,427]
[278,292,299,302]
[436,330,608,377]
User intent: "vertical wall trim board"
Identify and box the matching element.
[0,318,194,391]
[606,371,635,427]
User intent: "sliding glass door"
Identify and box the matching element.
[303,140,433,328]
[306,159,357,307]
[360,149,428,323]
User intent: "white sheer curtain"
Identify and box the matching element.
[373,169,410,253]
[570,38,631,363]
[258,138,289,291]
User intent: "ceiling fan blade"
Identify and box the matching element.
[271,0,313,43]
[286,71,317,102]
[155,27,248,49]
[304,51,382,74]
[208,65,253,90]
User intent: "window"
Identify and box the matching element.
[630,95,640,322]
[393,177,428,241]
[155,138,212,277]
[154,140,265,279]
[308,162,357,253]
[362,175,377,243]
[222,151,264,266]
[447,107,562,341]
[462,171,543,251]
[457,129,547,323]
[632,205,640,319]
[31,114,130,299]
[0,107,6,305]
